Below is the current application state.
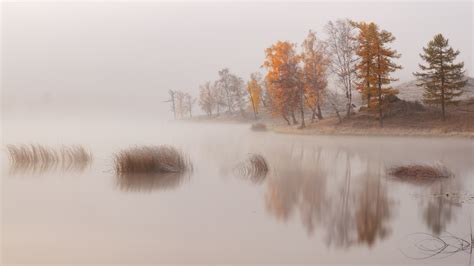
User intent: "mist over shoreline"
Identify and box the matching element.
[2,1,472,119]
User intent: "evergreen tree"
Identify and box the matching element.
[414,34,467,120]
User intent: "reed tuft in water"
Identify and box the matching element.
[114,145,192,175]
[388,163,453,180]
[234,153,269,184]
[5,144,92,174]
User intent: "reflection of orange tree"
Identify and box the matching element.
[354,161,393,247]
[325,155,394,248]
[264,146,328,235]
[264,147,395,248]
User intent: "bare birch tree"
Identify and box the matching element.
[199,81,216,117]
[325,19,358,118]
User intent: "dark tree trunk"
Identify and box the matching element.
[291,111,298,125]
[346,82,352,118]
[300,87,305,128]
[282,114,290,125]
[249,94,258,120]
[300,107,305,128]
[441,87,446,120]
[311,110,316,123]
[378,91,383,128]
[316,103,323,120]
[377,72,384,128]
[440,55,446,121]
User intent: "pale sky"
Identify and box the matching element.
[2,1,473,119]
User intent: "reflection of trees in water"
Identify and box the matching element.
[263,144,395,248]
[116,172,190,193]
[324,152,356,248]
[354,161,393,247]
[264,146,328,234]
[420,180,461,235]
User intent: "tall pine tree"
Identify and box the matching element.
[414,34,466,120]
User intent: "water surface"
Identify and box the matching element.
[2,119,473,265]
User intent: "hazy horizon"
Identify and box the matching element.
[2,1,473,120]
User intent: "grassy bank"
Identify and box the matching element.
[184,98,474,138]
[272,99,474,138]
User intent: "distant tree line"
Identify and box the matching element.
[165,90,196,119]
[197,68,248,118]
[167,19,467,126]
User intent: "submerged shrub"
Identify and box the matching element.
[234,153,269,184]
[114,145,192,174]
[5,144,92,174]
[251,122,268,132]
[388,163,453,180]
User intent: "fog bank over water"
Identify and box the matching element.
[2,1,472,120]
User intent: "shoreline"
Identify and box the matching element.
[270,124,474,139]
[179,116,474,139]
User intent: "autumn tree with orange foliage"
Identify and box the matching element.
[353,22,378,108]
[247,72,263,119]
[353,21,401,127]
[302,30,329,123]
[263,41,303,126]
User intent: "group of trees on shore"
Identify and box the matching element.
[169,19,467,126]
[197,68,248,118]
[165,90,196,119]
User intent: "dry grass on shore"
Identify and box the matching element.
[188,98,474,138]
[272,100,474,138]
[114,145,192,175]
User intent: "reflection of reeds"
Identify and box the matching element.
[114,145,192,174]
[116,172,190,192]
[5,144,92,174]
[251,123,267,132]
[234,154,269,184]
[388,163,453,181]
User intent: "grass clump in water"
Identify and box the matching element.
[114,145,192,175]
[234,153,269,184]
[388,163,453,181]
[5,144,92,174]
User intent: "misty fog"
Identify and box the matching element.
[2,1,472,120]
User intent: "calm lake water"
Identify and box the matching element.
[2,119,474,265]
